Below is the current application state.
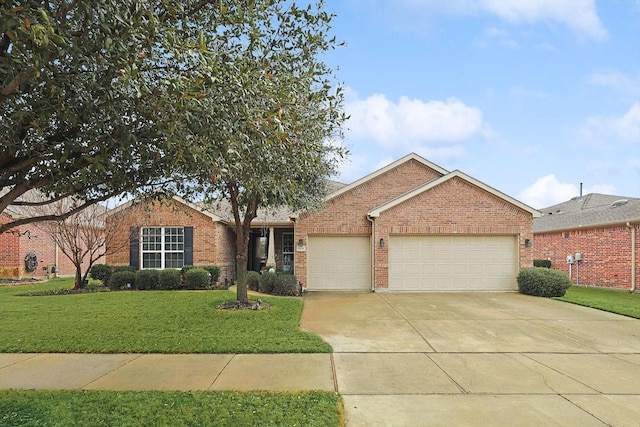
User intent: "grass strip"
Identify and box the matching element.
[555,285,640,319]
[0,389,343,427]
[0,278,331,354]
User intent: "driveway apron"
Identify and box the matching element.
[300,291,640,426]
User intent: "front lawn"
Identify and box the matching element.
[0,390,343,427]
[0,278,331,353]
[555,285,640,319]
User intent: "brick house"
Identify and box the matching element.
[107,153,539,291]
[0,208,90,280]
[533,194,640,291]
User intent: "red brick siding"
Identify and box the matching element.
[106,200,236,281]
[374,177,534,289]
[0,214,101,279]
[295,160,443,286]
[534,224,639,290]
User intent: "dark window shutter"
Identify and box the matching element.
[184,226,193,266]
[130,227,140,269]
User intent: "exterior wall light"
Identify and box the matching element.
[379,238,385,247]
[298,238,304,247]
[524,238,532,247]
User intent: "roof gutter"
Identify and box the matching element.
[627,222,637,293]
[534,218,640,234]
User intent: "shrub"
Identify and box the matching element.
[184,268,210,289]
[89,264,112,285]
[533,259,552,268]
[113,265,137,273]
[517,267,572,297]
[273,274,300,296]
[110,271,137,290]
[158,269,181,290]
[247,271,261,291]
[259,272,277,294]
[136,269,159,290]
[202,265,221,284]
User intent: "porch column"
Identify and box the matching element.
[266,227,276,268]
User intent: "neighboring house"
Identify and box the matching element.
[533,194,640,291]
[0,197,98,279]
[107,153,539,291]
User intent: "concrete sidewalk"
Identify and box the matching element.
[0,352,335,391]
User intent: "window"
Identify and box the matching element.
[282,232,294,272]
[141,227,184,269]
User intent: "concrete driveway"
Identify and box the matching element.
[300,291,640,426]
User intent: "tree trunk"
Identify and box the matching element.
[235,222,252,303]
[72,264,84,290]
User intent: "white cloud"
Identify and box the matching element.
[345,93,490,157]
[587,70,640,95]
[519,174,617,208]
[519,174,578,208]
[580,103,640,144]
[480,0,608,41]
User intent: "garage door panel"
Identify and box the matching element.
[307,236,370,290]
[389,235,517,291]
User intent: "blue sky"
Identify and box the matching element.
[324,0,640,209]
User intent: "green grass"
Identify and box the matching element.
[0,278,331,353]
[555,286,640,319]
[0,390,343,427]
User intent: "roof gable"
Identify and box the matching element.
[368,170,541,218]
[326,153,448,201]
[107,196,223,222]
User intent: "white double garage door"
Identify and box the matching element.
[307,235,518,291]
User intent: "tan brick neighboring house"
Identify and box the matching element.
[533,194,640,291]
[294,153,540,291]
[106,153,539,291]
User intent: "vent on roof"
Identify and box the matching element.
[611,199,628,208]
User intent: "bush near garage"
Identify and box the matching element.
[110,271,137,290]
[136,269,159,290]
[533,259,552,268]
[517,267,572,297]
[273,274,300,296]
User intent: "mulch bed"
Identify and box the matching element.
[217,299,270,311]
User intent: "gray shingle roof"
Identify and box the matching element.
[533,193,640,233]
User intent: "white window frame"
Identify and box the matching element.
[141,226,185,269]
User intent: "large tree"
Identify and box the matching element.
[176,1,348,303]
[0,1,244,234]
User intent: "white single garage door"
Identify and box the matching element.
[307,236,371,290]
[389,235,517,291]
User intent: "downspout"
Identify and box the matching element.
[367,215,376,292]
[632,223,637,293]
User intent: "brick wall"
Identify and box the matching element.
[374,177,534,289]
[534,223,639,290]
[106,199,236,278]
[295,159,444,286]
[0,214,103,279]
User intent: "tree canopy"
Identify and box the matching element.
[173,2,347,302]
[0,1,245,233]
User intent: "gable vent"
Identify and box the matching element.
[611,199,628,208]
